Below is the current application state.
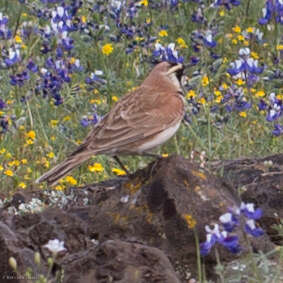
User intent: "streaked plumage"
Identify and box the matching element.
[36,62,185,185]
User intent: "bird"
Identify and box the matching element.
[36,61,185,186]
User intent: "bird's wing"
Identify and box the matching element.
[73,86,184,154]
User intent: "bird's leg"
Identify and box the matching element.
[141,152,164,177]
[113,156,130,175]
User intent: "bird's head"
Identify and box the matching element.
[143,61,185,91]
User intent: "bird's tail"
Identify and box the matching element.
[35,151,90,186]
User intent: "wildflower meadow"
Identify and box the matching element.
[0,0,282,281]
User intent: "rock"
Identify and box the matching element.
[0,155,277,282]
[63,240,181,283]
[211,153,283,245]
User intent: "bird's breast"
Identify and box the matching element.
[136,120,182,153]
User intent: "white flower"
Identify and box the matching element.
[44,239,66,255]
[219,212,232,223]
[239,48,250,56]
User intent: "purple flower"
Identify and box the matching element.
[4,48,21,67]
[259,0,283,24]
[200,224,220,256]
[213,0,241,10]
[201,202,264,256]
[240,202,263,220]
[10,71,30,86]
[203,31,217,48]
[245,220,264,237]
[266,104,281,121]
[0,98,6,109]
[85,70,105,85]
[220,235,241,254]
[272,124,283,136]
[200,224,240,256]
[80,117,89,127]
[27,59,38,73]
[219,212,239,232]
[153,43,184,64]
[258,99,268,110]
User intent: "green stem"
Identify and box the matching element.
[194,229,202,282]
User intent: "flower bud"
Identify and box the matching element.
[34,252,41,265]
[9,257,17,271]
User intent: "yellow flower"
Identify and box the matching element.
[221,83,228,90]
[81,15,86,24]
[215,96,223,103]
[14,35,22,43]
[55,185,65,191]
[162,153,169,158]
[237,35,244,41]
[41,157,49,168]
[139,0,148,6]
[69,57,76,64]
[50,120,59,127]
[186,90,196,99]
[255,90,265,97]
[6,152,12,159]
[176,37,188,48]
[232,25,241,33]
[276,45,283,51]
[183,214,196,229]
[65,176,77,185]
[135,36,144,41]
[51,136,56,141]
[219,10,225,17]
[90,98,102,104]
[4,169,14,177]
[26,130,36,140]
[251,52,259,60]
[232,39,238,45]
[25,139,34,145]
[243,40,249,46]
[202,75,209,87]
[101,43,114,56]
[246,27,254,33]
[235,79,245,86]
[18,182,26,189]
[0,148,6,154]
[47,152,55,159]
[88,162,104,173]
[239,112,247,118]
[0,165,3,171]
[159,29,168,37]
[63,115,71,121]
[112,96,119,102]
[198,97,206,105]
[214,89,222,96]
[112,168,126,176]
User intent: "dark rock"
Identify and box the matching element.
[63,240,181,283]
[0,155,277,282]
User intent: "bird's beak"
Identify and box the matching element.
[166,64,183,75]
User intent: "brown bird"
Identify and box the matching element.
[36,62,185,186]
